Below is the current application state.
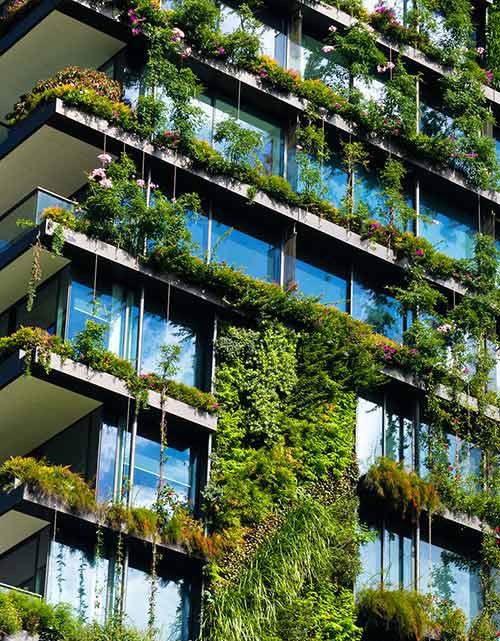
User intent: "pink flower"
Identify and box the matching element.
[464,151,478,159]
[328,24,337,32]
[132,27,142,36]
[476,46,485,55]
[369,221,381,229]
[437,323,453,333]
[448,465,454,471]
[377,64,387,73]
[97,153,112,166]
[100,178,113,189]
[136,179,145,188]
[386,61,395,70]
[181,47,192,59]
[150,182,158,190]
[415,248,424,257]
[322,45,335,53]
[259,70,268,79]
[90,167,106,180]
[485,69,494,85]
[296,144,303,151]
[216,46,225,55]
[171,27,185,39]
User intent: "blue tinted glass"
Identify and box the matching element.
[185,210,209,259]
[419,190,476,260]
[419,541,481,622]
[357,527,381,590]
[67,278,139,362]
[47,540,108,622]
[300,34,349,92]
[355,168,383,218]
[130,434,193,508]
[97,422,118,503]
[211,219,280,283]
[125,566,189,640]
[356,396,383,474]
[141,303,200,387]
[323,157,348,206]
[295,258,347,310]
[352,275,403,342]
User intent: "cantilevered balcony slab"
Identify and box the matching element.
[0,0,126,120]
[0,350,217,459]
[0,483,203,564]
[0,233,68,314]
[0,351,102,461]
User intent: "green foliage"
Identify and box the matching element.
[356,588,436,641]
[363,457,441,519]
[205,492,363,641]
[213,117,263,168]
[0,590,150,641]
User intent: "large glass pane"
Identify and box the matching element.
[185,211,209,260]
[66,268,139,363]
[354,167,383,219]
[356,396,383,474]
[300,33,349,93]
[140,292,205,388]
[125,564,190,641]
[385,396,414,468]
[357,526,381,590]
[127,435,195,509]
[352,273,404,343]
[47,535,109,622]
[211,216,280,283]
[419,539,481,622]
[97,420,120,503]
[212,97,284,175]
[0,189,73,255]
[419,189,477,260]
[219,2,287,65]
[295,257,348,308]
[383,529,414,589]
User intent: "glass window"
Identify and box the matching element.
[354,167,383,219]
[97,419,121,503]
[46,534,109,622]
[356,396,383,474]
[140,290,207,388]
[66,267,139,364]
[210,216,281,283]
[14,275,62,335]
[125,434,196,509]
[0,529,50,595]
[419,188,477,260]
[294,257,348,308]
[125,562,190,641]
[419,538,481,622]
[186,210,209,260]
[198,95,284,175]
[358,523,413,591]
[218,2,287,66]
[353,76,386,104]
[300,33,349,93]
[352,273,404,343]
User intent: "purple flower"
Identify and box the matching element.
[259,70,268,79]
[132,27,142,36]
[370,221,381,229]
[415,248,424,257]
[216,46,225,55]
[90,167,106,180]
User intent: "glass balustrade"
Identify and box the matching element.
[0,188,74,256]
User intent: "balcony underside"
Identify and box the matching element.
[0,0,126,120]
[0,239,68,314]
[0,112,106,215]
[0,352,102,461]
[0,350,216,462]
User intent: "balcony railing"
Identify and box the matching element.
[0,581,42,599]
[0,187,74,255]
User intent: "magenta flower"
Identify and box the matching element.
[216,47,225,55]
[415,248,424,257]
[132,27,142,36]
[370,221,381,229]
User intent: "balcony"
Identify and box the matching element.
[0,188,70,313]
[0,0,127,120]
